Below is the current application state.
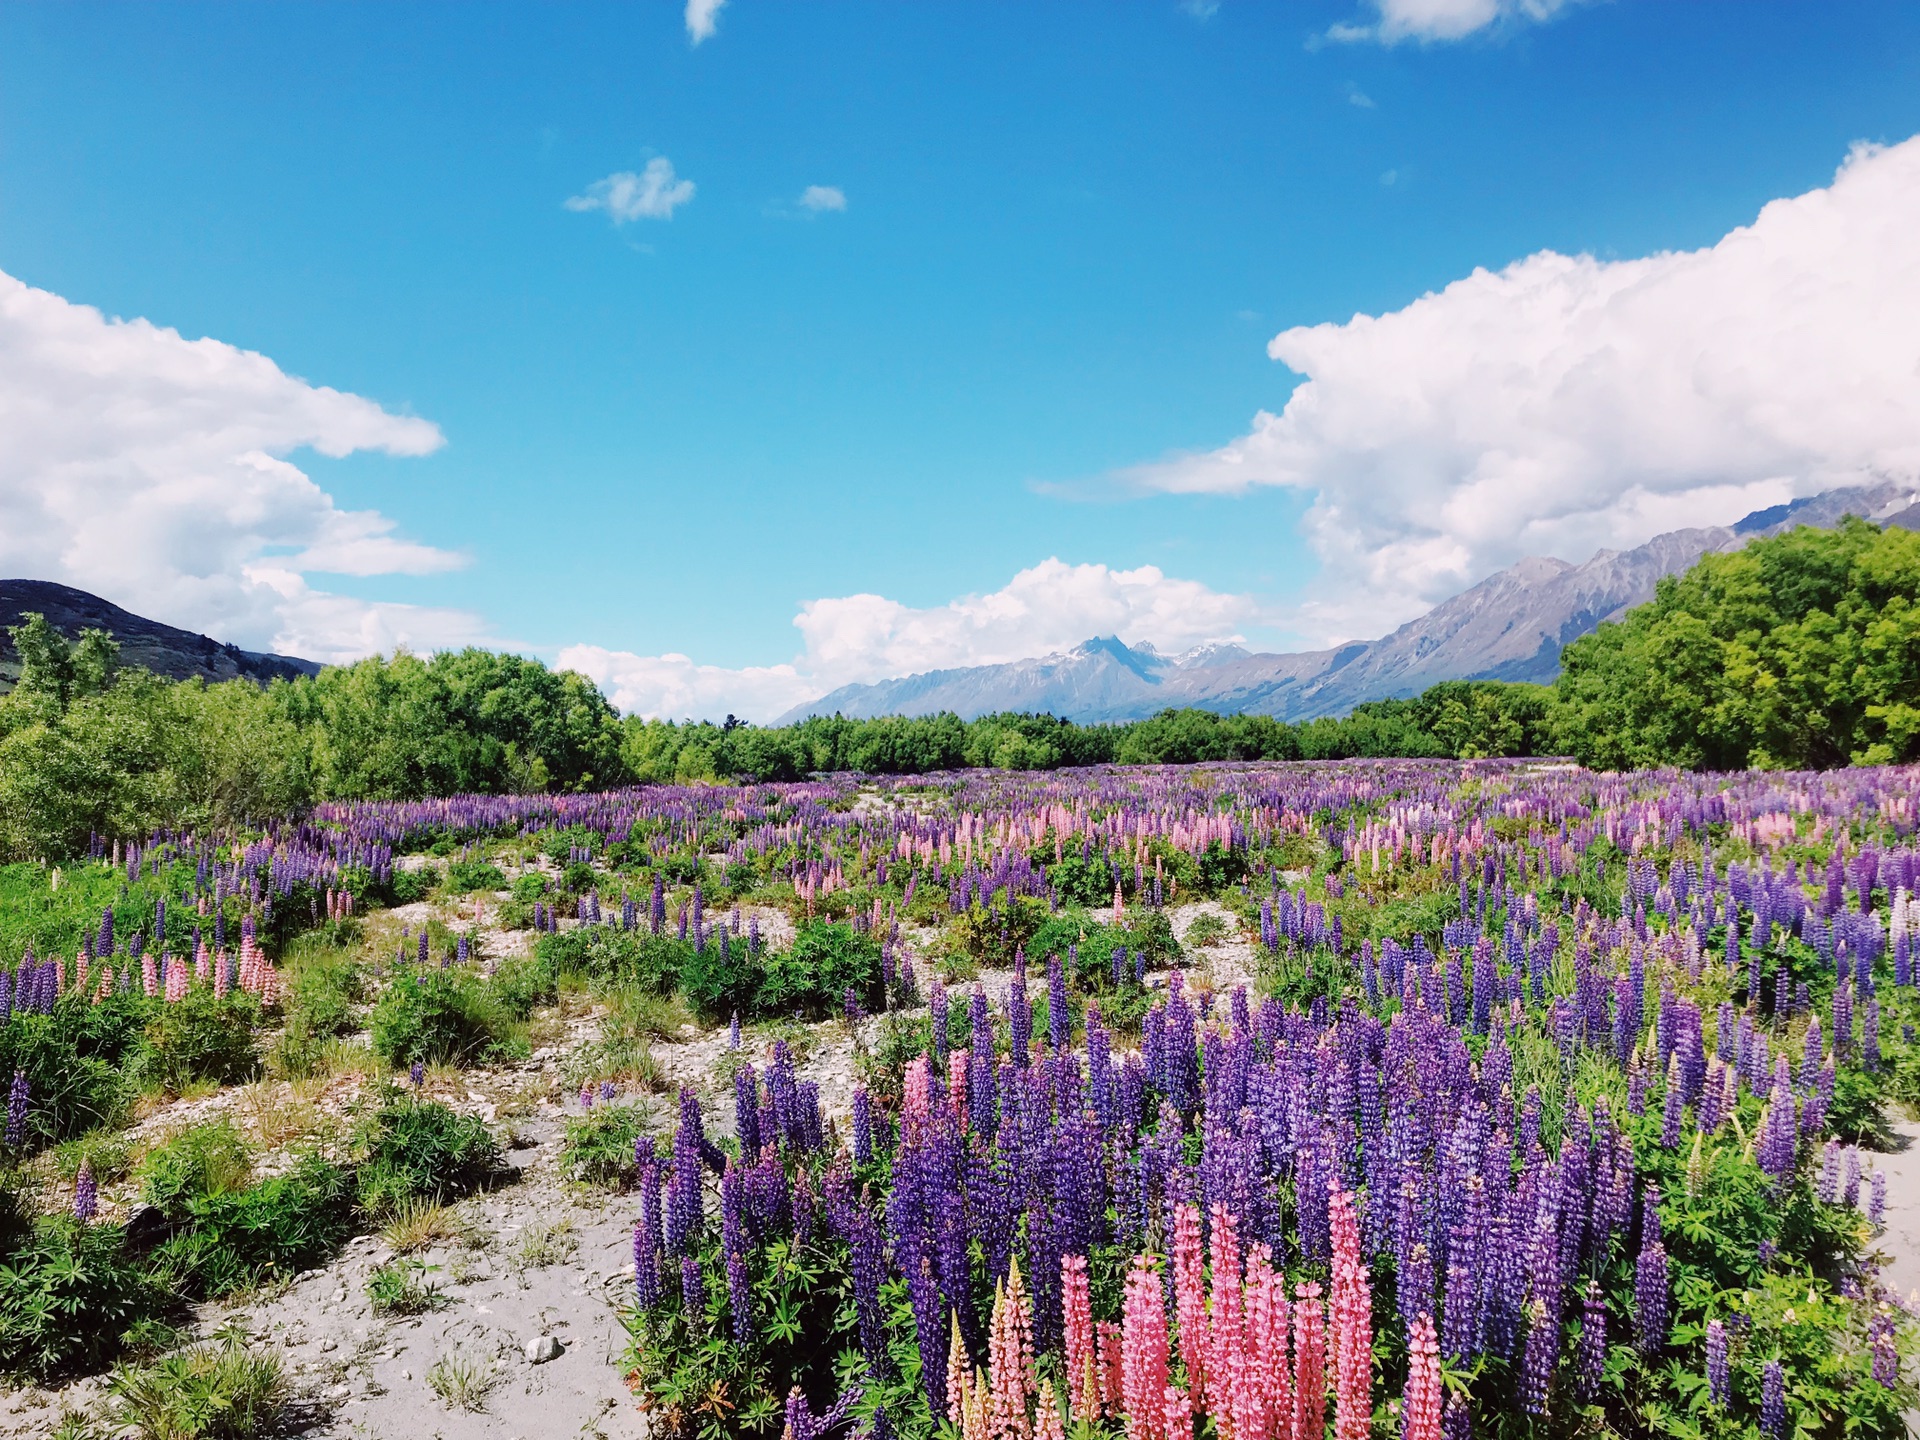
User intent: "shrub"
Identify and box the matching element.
[370,969,522,1068]
[102,1330,288,1440]
[0,1218,165,1381]
[536,926,684,992]
[753,921,883,1021]
[510,872,550,902]
[0,999,138,1151]
[130,991,261,1095]
[389,867,436,904]
[151,1157,355,1299]
[354,1094,503,1215]
[139,1122,252,1219]
[560,1104,645,1190]
[446,859,507,893]
[367,1257,445,1315]
[679,934,761,1023]
[561,859,598,893]
[488,953,559,1019]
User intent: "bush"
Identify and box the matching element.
[389,867,436,904]
[139,1122,252,1220]
[446,859,507,893]
[489,953,559,1019]
[753,920,882,1021]
[510,872,550,902]
[0,1218,165,1381]
[152,1157,355,1299]
[130,991,261,1095]
[680,934,762,1023]
[354,1094,504,1215]
[367,1257,445,1315]
[370,969,522,1068]
[102,1329,289,1440]
[560,1104,646,1190]
[536,926,684,992]
[0,999,141,1151]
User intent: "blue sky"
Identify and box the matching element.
[3,1,1919,718]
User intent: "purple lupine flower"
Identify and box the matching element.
[680,1255,706,1316]
[600,1079,617,1102]
[1705,1318,1729,1405]
[1634,1234,1670,1356]
[851,1087,873,1166]
[1871,1169,1887,1226]
[1520,1300,1558,1414]
[74,1160,97,1222]
[1574,1281,1607,1398]
[1871,1310,1899,1388]
[6,1070,30,1149]
[1047,953,1069,1052]
[729,1011,741,1049]
[1760,1359,1786,1438]
[928,979,948,1060]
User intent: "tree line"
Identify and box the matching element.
[3,515,1913,859]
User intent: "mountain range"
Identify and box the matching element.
[0,579,320,693]
[777,482,1920,725]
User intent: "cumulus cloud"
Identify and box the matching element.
[559,557,1258,721]
[0,266,485,660]
[1117,136,1920,643]
[1327,0,1587,45]
[565,159,695,224]
[685,0,726,45]
[798,185,847,214]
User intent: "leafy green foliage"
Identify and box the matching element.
[1554,518,1920,769]
[0,996,142,1150]
[755,921,883,1021]
[128,991,261,1095]
[101,1329,289,1440]
[151,1157,356,1299]
[139,1122,253,1220]
[367,1258,446,1316]
[560,1104,646,1190]
[353,1094,504,1215]
[445,858,507,892]
[369,968,524,1068]
[0,1218,163,1381]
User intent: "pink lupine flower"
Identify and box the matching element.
[1292,1280,1326,1440]
[1035,1378,1067,1440]
[194,942,211,982]
[987,1256,1038,1439]
[1172,1202,1209,1409]
[164,956,187,1004]
[1246,1242,1292,1436]
[903,1056,931,1123]
[1163,1383,1192,1439]
[1123,1254,1171,1440]
[1063,1253,1100,1421]
[949,1050,970,1126]
[1098,1320,1125,1415]
[1329,1186,1374,1440]
[1401,1314,1442,1440]
[141,953,158,998]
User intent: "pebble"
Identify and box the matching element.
[319,1338,338,1353]
[399,1369,413,1381]
[524,1334,563,1364]
[332,1287,348,1302]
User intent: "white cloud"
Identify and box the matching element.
[1346,83,1377,109]
[1116,136,1920,643]
[0,266,486,661]
[798,185,847,214]
[1328,0,1586,45]
[685,0,726,45]
[560,558,1258,721]
[1180,0,1221,19]
[565,159,695,224]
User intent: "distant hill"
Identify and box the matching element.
[779,482,1920,724]
[0,580,321,693]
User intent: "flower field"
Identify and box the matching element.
[4,757,1920,1439]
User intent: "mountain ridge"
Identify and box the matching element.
[777,483,1920,725]
[0,579,321,693]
